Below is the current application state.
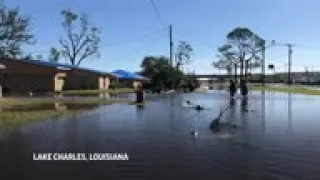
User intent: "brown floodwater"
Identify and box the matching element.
[0,91,320,180]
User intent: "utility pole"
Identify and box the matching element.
[169,24,173,67]
[270,40,294,85]
[287,44,293,85]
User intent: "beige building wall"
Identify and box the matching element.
[98,76,111,90]
[104,76,110,90]
[99,76,105,90]
[133,81,142,89]
[54,72,67,92]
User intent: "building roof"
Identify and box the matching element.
[197,77,219,81]
[0,58,116,76]
[19,59,109,75]
[1,59,147,81]
[189,74,231,79]
[111,70,149,81]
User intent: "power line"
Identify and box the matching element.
[101,28,166,48]
[148,0,166,29]
[106,32,166,61]
[266,40,320,49]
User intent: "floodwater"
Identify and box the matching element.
[1,103,101,111]
[1,91,320,180]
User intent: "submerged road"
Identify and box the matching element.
[1,91,320,180]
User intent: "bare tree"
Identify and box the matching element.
[175,41,193,70]
[48,47,60,63]
[213,44,237,75]
[59,9,101,66]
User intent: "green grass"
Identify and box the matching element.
[250,85,320,95]
[194,88,209,93]
[62,88,135,95]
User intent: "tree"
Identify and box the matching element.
[24,54,33,60]
[226,27,264,83]
[213,44,236,75]
[35,54,43,60]
[141,56,185,90]
[59,8,101,66]
[175,41,193,70]
[0,2,35,59]
[48,47,60,63]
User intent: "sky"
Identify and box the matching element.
[5,0,320,74]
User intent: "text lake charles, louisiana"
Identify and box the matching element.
[33,153,129,161]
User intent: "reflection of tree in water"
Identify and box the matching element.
[241,97,248,112]
[241,97,249,130]
[228,98,237,125]
[230,98,236,107]
[261,91,266,133]
[135,104,145,120]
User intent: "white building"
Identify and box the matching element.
[196,77,220,90]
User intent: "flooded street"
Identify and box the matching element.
[1,91,320,179]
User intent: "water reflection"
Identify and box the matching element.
[135,104,145,121]
[54,102,67,111]
[99,93,110,99]
[1,92,320,179]
[230,98,236,107]
[287,93,293,134]
[228,97,237,126]
[261,90,266,133]
[241,97,248,112]
[241,97,249,130]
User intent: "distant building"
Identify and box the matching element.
[189,74,230,90]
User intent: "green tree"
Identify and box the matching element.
[48,47,60,63]
[0,2,35,59]
[225,27,264,83]
[175,41,193,70]
[141,56,185,89]
[59,8,101,66]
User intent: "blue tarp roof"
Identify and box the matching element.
[111,70,148,81]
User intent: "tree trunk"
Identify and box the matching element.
[234,64,237,83]
[245,60,248,83]
[240,58,244,83]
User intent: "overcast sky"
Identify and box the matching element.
[5,0,320,74]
